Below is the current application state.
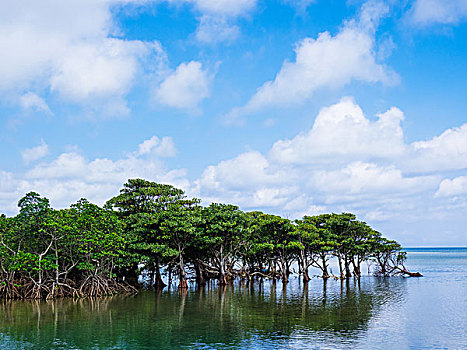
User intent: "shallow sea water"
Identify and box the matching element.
[1,248,466,349]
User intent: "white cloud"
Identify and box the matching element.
[0,0,166,116]
[270,97,405,164]
[268,98,467,174]
[1,136,188,215]
[165,0,257,43]
[0,170,26,214]
[436,176,467,197]
[155,61,212,111]
[191,0,257,17]
[282,194,326,218]
[193,151,299,207]
[195,16,240,43]
[196,151,289,190]
[24,152,185,187]
[410,0,467,26]
[194,115,437,213]
[226,1,398,121]
[364,210,390,222]
[136,136,177,157]
[194,98,467,245]
[2,98,467,246]
[49,39,152,105]
[192,0,256,42]
[408,124,467,172]
[21,140,50,164]
[19,92,52,115]
[311,162,437,198]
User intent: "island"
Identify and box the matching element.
[0,178,420,300]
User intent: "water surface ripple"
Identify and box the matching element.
[1,248,466,349]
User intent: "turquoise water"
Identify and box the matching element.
[1,248,466,349]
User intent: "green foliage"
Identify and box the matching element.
[196,203,248,282]
[199,203,247,249]
[106,179,190,267]
[0,178,408,299]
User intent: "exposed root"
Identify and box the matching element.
[1,274,138,300]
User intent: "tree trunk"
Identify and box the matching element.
[352,260,361,277]
[344,256,352,278]
[337,255,344,279]
[282,271,289,284]
[396,266,423,277]
[268,259,275,280]
[178,253,188,289]
[194,262,207,286]
[168,266,172,287]
[154,258,166,289]
[218,257,228,285]
[321,253,330,279]
[300,251,310,283]
[126,262,140,286]
[377,257,387,276]
[280,257,288,284]
[302,269,310,283]
[218,275,228,285]
[178,277,188,289]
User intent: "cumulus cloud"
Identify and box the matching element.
[194,151,300,208]
[2,98,467,246]
[270,97,405,164]
[268,97,467,173]
[0,170,27,214]
[192,0,257,43]
[49,39,154,104]
[3,99,467,245]
[19,92,52,115]
[311,162,437,199]
[409,0,467,26]
[0,0,167,116]
[164,0,257,43]
[21,140,50,164]
[436,176,467,197]
[196,151,290,190]
[196,98,432,213]
[155,61,212,111]
[409,124,467,172]
[1,136,188,215]
[195,98,467,243]
[136,136,177,157]
[226,1,398,121]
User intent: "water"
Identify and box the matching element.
[1,248,466,349]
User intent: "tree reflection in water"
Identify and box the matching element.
[0,278,406,349]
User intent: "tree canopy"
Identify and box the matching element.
[0,179,419,300]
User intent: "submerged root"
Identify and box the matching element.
[0,281,23,300]
[79,275,138,297]
[1,274,138,300]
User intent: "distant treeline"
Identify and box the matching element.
[0,179,419,300]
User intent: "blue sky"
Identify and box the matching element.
[1,0,467,246]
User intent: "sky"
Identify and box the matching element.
[1,0,467,246]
